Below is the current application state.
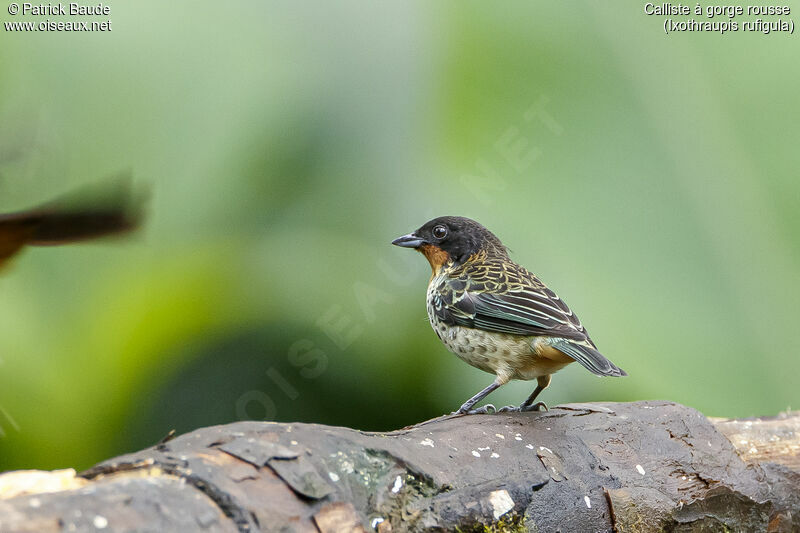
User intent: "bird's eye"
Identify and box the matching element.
[432,225,448,240]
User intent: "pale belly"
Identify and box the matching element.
[426,303,572,383]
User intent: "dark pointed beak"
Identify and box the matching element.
[391,233,426,248]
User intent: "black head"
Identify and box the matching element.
[391,216,507,267]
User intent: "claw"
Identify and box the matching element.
[459,404,497,415]
[497,405,520,413]
[520,401,548,412]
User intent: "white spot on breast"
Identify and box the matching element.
[584,496,591,508]
[420,438,435,448]
[636,464,646,475]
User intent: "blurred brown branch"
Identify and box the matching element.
[0,176,145,270]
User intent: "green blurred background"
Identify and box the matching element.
[0,2,798,473]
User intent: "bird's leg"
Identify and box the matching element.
[455,380,503,415]
[520,375,551,412]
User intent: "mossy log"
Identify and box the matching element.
[0,401,798,532]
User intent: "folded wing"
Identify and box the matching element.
[431,260,626,377]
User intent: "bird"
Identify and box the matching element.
[392,216,626,415]
[0,177,144,271]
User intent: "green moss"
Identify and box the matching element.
[454,513,529,533]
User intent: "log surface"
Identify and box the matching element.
[0,401,798,532]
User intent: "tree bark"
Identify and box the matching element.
[0,401,798,532]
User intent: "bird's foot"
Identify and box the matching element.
[520,401,548,412]
[454,404,523,415]
[455,404,497,415]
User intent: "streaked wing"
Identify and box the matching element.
[432,259,589,342]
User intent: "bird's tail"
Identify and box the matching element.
[552,340,627,377]
[0,176,145,268]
